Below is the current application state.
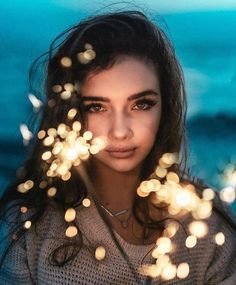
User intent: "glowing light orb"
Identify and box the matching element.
[24,220,32,229]
[65,226,78,238]
[188,221,208,238]
[60,57,72,67]
[47,187,57,197]
[82,198,91,207]
[185,235,197,248]
[215,232,225,245]
[95,246,106,260]
[65,208,76,222]
[161,263,177,280]
[202,188,215,201]
[175,189,191,207]
[220,186,235,203]
[177,263,189,279]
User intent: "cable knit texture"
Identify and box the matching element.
[0,198,236,285]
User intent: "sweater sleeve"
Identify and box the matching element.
[0,204,34,285]
[0,235,34,285]
[204,210,236,285]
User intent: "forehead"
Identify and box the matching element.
[80,56,160,98]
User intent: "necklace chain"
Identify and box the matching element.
[100,204,128,217]
[93,196,132,229]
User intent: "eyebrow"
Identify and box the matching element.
[81,89,160,102]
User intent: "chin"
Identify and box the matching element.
[109,164,140,174]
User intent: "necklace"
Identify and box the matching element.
[93,196,132,229]
[100,204,133,228]
[100,204,132,229]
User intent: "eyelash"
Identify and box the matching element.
[83,99,157,113]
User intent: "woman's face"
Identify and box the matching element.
[80,56,162,174]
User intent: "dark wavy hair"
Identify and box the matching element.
[1,11,234,279]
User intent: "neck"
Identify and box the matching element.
[88,160,141,211]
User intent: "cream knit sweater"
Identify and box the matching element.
[0,197,236,285]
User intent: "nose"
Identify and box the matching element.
[108,111,133,140]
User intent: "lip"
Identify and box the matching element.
[106,147,136,158]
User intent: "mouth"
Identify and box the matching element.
[106,147,137,158]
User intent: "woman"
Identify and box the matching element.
[0,11,236,285]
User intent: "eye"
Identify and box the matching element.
[133,99,157,111]
[83,103,106,113]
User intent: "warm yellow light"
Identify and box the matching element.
[164,222,179,238]
[161,264,177,280]
[84,49,96,60]
[83,131,93,140]
[162,152,178,165]
[188,221,208,238]
[61,90,71,100]
[155,166,167,178]
[193,201,212,219]
[68,108,77,120]
[95,246,106,260]
[43,136,54,146]
[47,187,57,197]
[72,121,81,132]
[166,172,179,184]
[42,151,52,161]
[202,188,215,201]
[24,220,32,229]
[65,148,78,161]
[220,186,235,203]
[77,52,90,64]
[64,83,74,92]
[82,198,91,207]
[91,136,107,150]
[90,145,100,154]
[38,130,46,139]
[185,235,197,248]
[52,84,62,93]
[155,237,172,254]
[20,206,28,213]
[61,172,71,181]
[155,254,170,268]
[215,232,225,245]
[137,187,150,197]
[85,43,93,50]
[47,128,57,137]
[65,226,78,238]
[60,57,72,67]
[175,189,191,207]
[24,180,34,190]
[177,263,189,279]
[65,208,76,222]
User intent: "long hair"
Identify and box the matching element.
[1,10,229,273]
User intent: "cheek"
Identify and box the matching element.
[85,116,106,137]
[137,111,161,138]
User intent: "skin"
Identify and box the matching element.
[80,56,162,214]
[81,57,161,173]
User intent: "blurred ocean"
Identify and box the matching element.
[0,2,235,210]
